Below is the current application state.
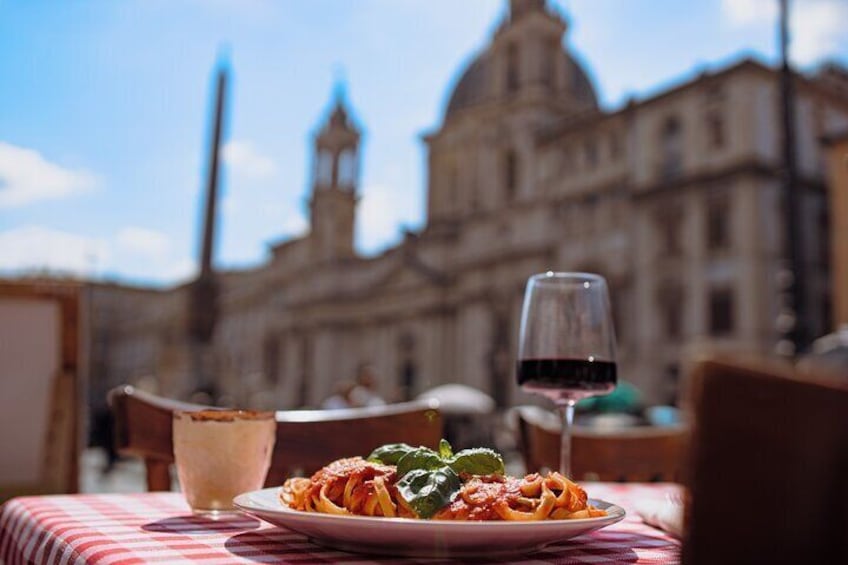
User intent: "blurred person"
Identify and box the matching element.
[797,324,848,379]
[578,379,643,414]
[577,379,645,429]
[322,380,356,409]
[349,363,386,407]
[90,405,119,474]
[133,374,160,395]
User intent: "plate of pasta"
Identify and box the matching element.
[233,441,625,557]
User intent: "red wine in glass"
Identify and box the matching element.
[517,358,617,402]
[517,272,617,477]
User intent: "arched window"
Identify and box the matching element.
[656,202,683,256]
[659,116,683,179]
[397,332,416,401]
[541,38,557,89]
[315,149,333,187]
[657,282,684,339]
[705,111,725,150]
[337,148,357,189]
[708,287,735,336]
[706,190,730,252]
[506,43,520,93]
[263,334,279,385]
[584,138,598,170]
[609,131,622,161]
[503,150,518,201]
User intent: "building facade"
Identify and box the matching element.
[87,0,848,412]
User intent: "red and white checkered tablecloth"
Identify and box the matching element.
[0,483,680,564]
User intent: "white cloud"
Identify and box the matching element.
[0,225,108,276]
[223,140,277,180]
[281,210,308,236]
[116,226,171,257]
[721,0,777,25]
[158,257,195,282]
[720,0,847,65]
[0,225,194,284]
[791,1,848,64]
[0,141,97,208]
[357,183,419,253]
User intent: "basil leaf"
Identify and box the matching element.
[396,447,443,477]
[447,448,505,476]
[396,467,461,519]
[438,439,453,459]
[366,443,416,465]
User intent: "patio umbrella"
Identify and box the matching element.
[417,383,496,415]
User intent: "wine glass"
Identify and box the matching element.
[517,272,617,477]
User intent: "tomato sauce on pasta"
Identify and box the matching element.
[280,457,606,521]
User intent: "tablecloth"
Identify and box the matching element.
[0,483,680,564]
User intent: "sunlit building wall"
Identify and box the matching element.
[85,1,848,411]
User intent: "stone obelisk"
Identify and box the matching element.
[187,58,228,401]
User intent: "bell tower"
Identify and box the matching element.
[509,0,546,20]
[309,87,361,261]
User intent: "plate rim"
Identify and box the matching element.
[233,486,626,529]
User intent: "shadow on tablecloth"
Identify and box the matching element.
[224,528,645,564]
[142,514,262,534]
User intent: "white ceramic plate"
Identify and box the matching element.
[233,487,626,558]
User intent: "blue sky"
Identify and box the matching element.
[1,0,846,287]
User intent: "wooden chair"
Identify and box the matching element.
[683,355,848,565]
[109,385,443,491]
[517,409,687,482]
[0,282,81,501]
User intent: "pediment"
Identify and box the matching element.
[372,255,450,292]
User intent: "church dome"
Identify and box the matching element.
[445,47,598,120]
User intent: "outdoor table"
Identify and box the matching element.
[0,483,680,564]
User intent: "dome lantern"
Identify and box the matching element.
[510,0,546,20]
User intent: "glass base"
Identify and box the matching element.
[190,507,243,519]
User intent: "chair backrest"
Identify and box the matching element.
[109,385,443,491]
[0,282,80,501]
[683,356,848,565]
[517,409,687,482]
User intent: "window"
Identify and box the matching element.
[657,206,683,255]
[337,148,357,189]
[447,163,460,209]
[315,150,333,187]
[705,111,725,150]
[506,43,520,93]
[397,332,416,401]
[820,295,833,338]
[817,205,830,266]
[611,285,626,343]
[488,311,511,408]
[708,288,735,335]
[263,335,279,384]
[504,150,518,201]
[541,38,557,89]
[659,116,683,179]
[609,132,622,161]
[560,143,574,172]
[658,283,683,339]
[584,139,598,170]
[706,192,730,251]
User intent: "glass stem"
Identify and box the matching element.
[557,400,577,478]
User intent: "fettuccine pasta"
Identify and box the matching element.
[280,457,607,521]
